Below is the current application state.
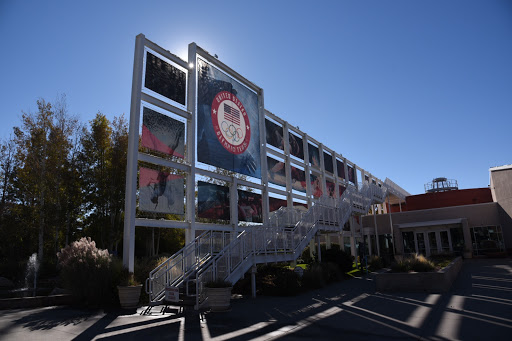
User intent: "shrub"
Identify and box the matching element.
[322,262,342,283]
[409,254,435,272]
[300,246,314,264]
[273,271,301,296]
[390,254,435,273]
[368,255,384,270]
[322,245,354,274]
[57,237,113,306]
[301,263,326,289]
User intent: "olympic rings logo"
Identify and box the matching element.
[211,91,251,155]
[221,121,244,142]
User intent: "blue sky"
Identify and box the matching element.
[1,0,511,195]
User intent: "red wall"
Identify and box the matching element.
[404,188,493,211]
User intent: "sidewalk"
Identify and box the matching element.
[0,258,511,340]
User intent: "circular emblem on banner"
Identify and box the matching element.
[211,91,251,154]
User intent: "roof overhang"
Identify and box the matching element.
[396,218,463,229]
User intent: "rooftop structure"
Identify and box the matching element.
[424,177,458,193]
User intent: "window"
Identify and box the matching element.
[470,226,504,255]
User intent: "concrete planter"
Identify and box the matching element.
[206,287,232,312]
[117,285,142,309]
[376,257,462,293]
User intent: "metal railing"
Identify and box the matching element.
[145,230,234,304]
[146,182,388,309]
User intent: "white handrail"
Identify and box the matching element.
[147,182,388,308]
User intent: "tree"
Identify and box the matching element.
[13,100,60,262]
[80,113,128,253]
[11,97,81,265]
[0,136,17,222]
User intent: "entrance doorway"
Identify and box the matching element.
[405,230,453,256]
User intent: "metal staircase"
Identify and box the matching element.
[145,182,389,310]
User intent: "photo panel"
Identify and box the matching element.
[238,189,263,223]
[310,173,323,198]
[197,181,230,221]
[308,143,320,168]
[265,119,284,150]
[141,107,185,158]
[291,165,307,192]
[139,167,184,214]
[269,196,288,212]
[347,165,355,184]
[326,180,335,198]
[144,50,187,107]
[196,58,261,178]
[288,132,304,160]
[324,152,333,174]
[339,184,346,197]
[336,159,345,180]
[267,156,287,188]
[293,201,309,210]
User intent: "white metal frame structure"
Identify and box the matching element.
[123,35,408,309]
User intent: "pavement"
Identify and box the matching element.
[0,258,511,341]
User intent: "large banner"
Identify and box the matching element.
[326,180,335,198]
[347,165,355,183]
[288,132,304,160]
[141,107,185,158]
[336,159,345,179]
[308,143,320,168]
[238,189,263,223]
[139,167,184,214]
[144,51,186,106]
[339,184,346,197]
[265,119,284,150]
[291,165,307,192]
[197,181,230,221]
[324,152,333,174]
[267,156,286,187]
[197,58,261,178]
[311,173,323,198]
[269,197,287,212]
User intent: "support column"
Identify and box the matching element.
[350,216,357,258]
[387,194,395,255]
[367,233,372,256]
[316,233,322,263]
[123,34,145,272]
[250,265,257,298]
[350,235,357,259]
[185,43,199,245]
[230,176,239,234]
[374,205,381,256]
[309,239,315,259]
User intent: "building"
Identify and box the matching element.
[361,165,512,258]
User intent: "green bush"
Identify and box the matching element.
[368,255,384,270]
[231,264,303,297]
[321,245,354,274]
[273,270,301,296]
[301,263,326,289]
[57,237,114,306]
[300,246,314,264]
[390,254,435,273]
[322,262,342,283]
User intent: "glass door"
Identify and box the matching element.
[416,232,426,255]
[439,231,451,253]
[428,232,438,256]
